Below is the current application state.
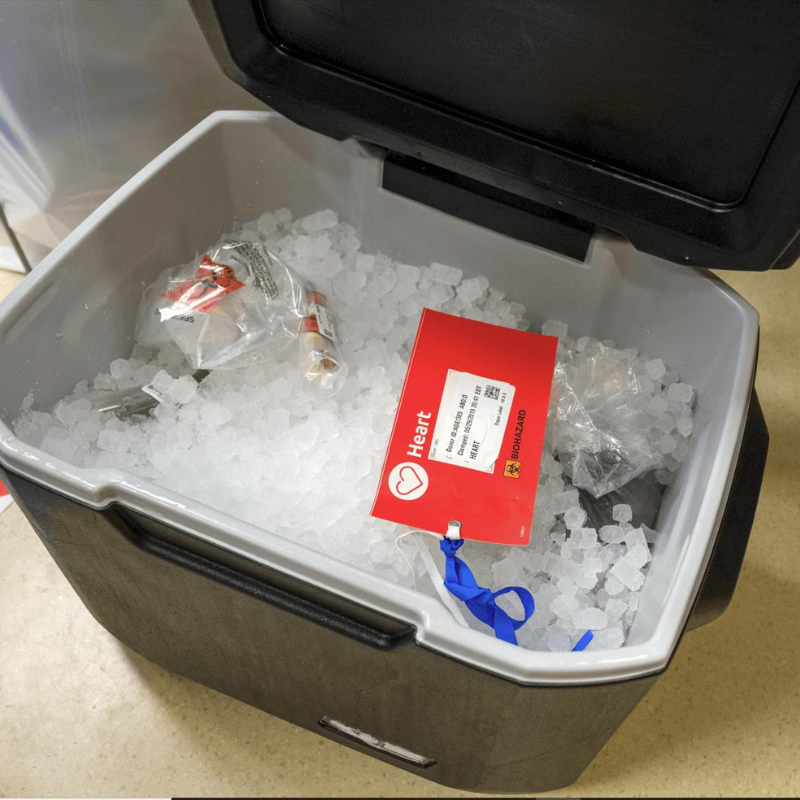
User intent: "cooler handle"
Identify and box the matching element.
[117,508,418,651]
[687,389,769,630]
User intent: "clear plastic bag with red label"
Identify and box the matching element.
[135,242,348,396]
[135,241,306,370]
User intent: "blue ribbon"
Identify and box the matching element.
[439,538,535,645]
[572,629,594,651]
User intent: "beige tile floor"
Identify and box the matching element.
[1,258,799,798]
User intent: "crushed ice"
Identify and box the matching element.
[13,207,695,652]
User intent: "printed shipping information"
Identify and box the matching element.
[372,310,557,546]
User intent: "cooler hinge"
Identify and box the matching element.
[382,152,594,262]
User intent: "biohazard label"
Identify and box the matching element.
[371,309,557,546]
[162,255,245,315]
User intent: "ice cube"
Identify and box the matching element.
[55,402,78,427]
[340,233,363,255]
[571,527,598,549]
[624,527,648,550]
[662,370,678,386]
[645,358,666,380]
[540,453,563,476]
[642,524,658,544]
[110,358,134,381]
[43,435,80,463]
[492,556,519,586]
[673,439,689,462]
[94,373,116,392]
[316,251,344,278]
[398,296,424,318]
[591,626,625,649]
[550,594,580,619]
[545,629,573,652]
[667,382,694,404]
[654,468,674,485]
[396,263,421,286]
[97,429,127,453]
[542,551,561,577]
[626,542,651,569]
[646,395,669,417]
[676,414,694,437]
[299,209,338,232]
[309,234,332,260]
[605,598,628,621]
[456,277,486,303]
[657,413,676,434]
[556,578,579,597]
[266,408,290,436]
[74,419,101,444]
[599,524,626,544]
[612,504,633,524]
[554,555,580,580]
[541,319,568,339]
[201,402,233,428]
[576,568,599,590]
[150,370,174,394]
[355,253,375,272]
[169,376,198,405]
[659,434,677,455]
[551,490,580,515]
[428,262,463,285]
[295,235,313,258]
[257,212,278,236]
[564,506,587,530]
[609,558,645,591]
[572,608,608,630]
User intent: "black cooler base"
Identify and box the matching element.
[2,469,658,793]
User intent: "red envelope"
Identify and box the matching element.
[371,309,557,546]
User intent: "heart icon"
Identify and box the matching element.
[395,465,423,496]
[388,461,429,501]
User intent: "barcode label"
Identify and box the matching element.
[313,303,339,343]
[141,383,167,404]
[484,384,500,400]
[231,242,279,300]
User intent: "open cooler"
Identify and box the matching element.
[2,0,799,792]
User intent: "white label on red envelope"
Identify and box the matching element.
[371,309,558,547]
[428,370,515,473]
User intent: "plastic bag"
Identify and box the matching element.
[136,242,349,397]
[548,340,663,498]
[136,241,306,370]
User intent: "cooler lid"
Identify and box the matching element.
[190,0,800,271]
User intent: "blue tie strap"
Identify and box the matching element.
[439,537,535,645]
[572,629,594,651]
